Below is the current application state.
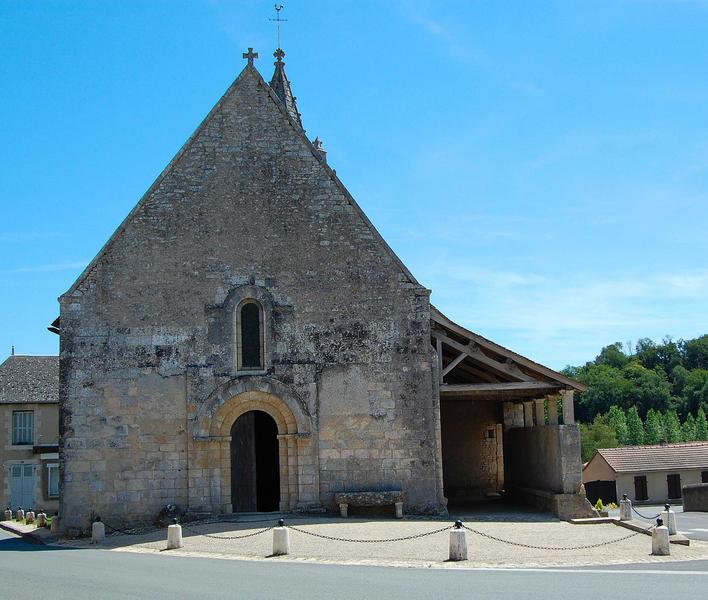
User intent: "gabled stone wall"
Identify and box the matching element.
[59,66,445,532]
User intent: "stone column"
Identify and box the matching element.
[619,495,632,521]
[523,401,534,427]
[652,522,670,556]
[561,390,575,425]
[449,526,468,561]
[503,402,524,429]
[219,439,231,513]
[661,506,677,535]
[534,399,545,426]
[547,395,559,425]
[167,520,184,550]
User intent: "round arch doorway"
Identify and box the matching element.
[230,410,281,512]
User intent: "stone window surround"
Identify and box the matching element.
[47,463,59,498]
[219,284,275,376]
[11,410,34,446]
[235,299,266,372]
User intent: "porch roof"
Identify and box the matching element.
[431,305,586,401]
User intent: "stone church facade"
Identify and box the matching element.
[58,49,590,532]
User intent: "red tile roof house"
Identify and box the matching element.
[582,442,708,505]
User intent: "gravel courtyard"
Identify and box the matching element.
[57,515,708,569]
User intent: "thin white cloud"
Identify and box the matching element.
[427,266,708,367]
[400,2,492,68]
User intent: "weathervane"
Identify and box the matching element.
[269,4,287,51]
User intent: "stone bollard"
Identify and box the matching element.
[272,519,290,556]
[660,504,677,536]
[395,502,404,519]
[50,513,60,535]
[619,494,632,521]
[449,520,468,561]
[4,508,12,521]
[37,511,47,527]
[91,517,106,544]
[25,510,35,525]
[652,518,670,556]
[16,508,24,522]
[339,503,348,518]
[166,518,183,550]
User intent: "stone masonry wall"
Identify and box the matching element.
[59,65,444,532]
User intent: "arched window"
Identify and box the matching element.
[238,301,264,370]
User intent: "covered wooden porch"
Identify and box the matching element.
[431,306,592,519]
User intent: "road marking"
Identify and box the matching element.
[461,567,708,575]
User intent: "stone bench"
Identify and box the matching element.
[333,490,404,518]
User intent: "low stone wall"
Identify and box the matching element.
[683,483,708,512]
[505,425,582,494]
[513,487,597,520]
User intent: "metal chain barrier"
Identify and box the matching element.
[462,524,640,551]
[181,522,274,540]
[103,516,644,551]
[103,522,157,536]
[631,506,662,520]
[286,523,452,543]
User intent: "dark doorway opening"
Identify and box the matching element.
[667,473,682,499]
[634,475,648,501]
[584,480,617,505]
[230,411,280,512]
[440,399,504,506]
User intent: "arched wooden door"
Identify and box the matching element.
[230,410,280,512]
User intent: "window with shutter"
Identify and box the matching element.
[12,411,34,445]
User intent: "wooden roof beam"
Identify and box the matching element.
[432,331,533,382]
[440,381,563,396]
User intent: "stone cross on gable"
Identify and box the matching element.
[242,48,259,66]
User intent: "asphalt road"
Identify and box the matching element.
[608,504,708,541]
[0,530,706,600]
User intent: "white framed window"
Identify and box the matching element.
[47,463,59,498]
[12,411,34,445]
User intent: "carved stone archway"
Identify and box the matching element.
[190,377,318,513]
[213,391,298,511]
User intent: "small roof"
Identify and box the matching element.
[0,355,59,404]
[431,305,587,395]
[593,442,708,473]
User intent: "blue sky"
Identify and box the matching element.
[2,0,707,369]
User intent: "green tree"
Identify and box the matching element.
[573,364,631,422]
[684,335,708,370]
[663,410,681,443]
[623,362,672,414]
[607,405,628,445]
[579,415,619,462]
[681,413,696,442]
[645,409,665,444]
[596,343,631,369]
[683,369,708,415]
[626,406,645,445]
[696,407,708,441]
[636,336,682,374]
[634,338,659,370]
